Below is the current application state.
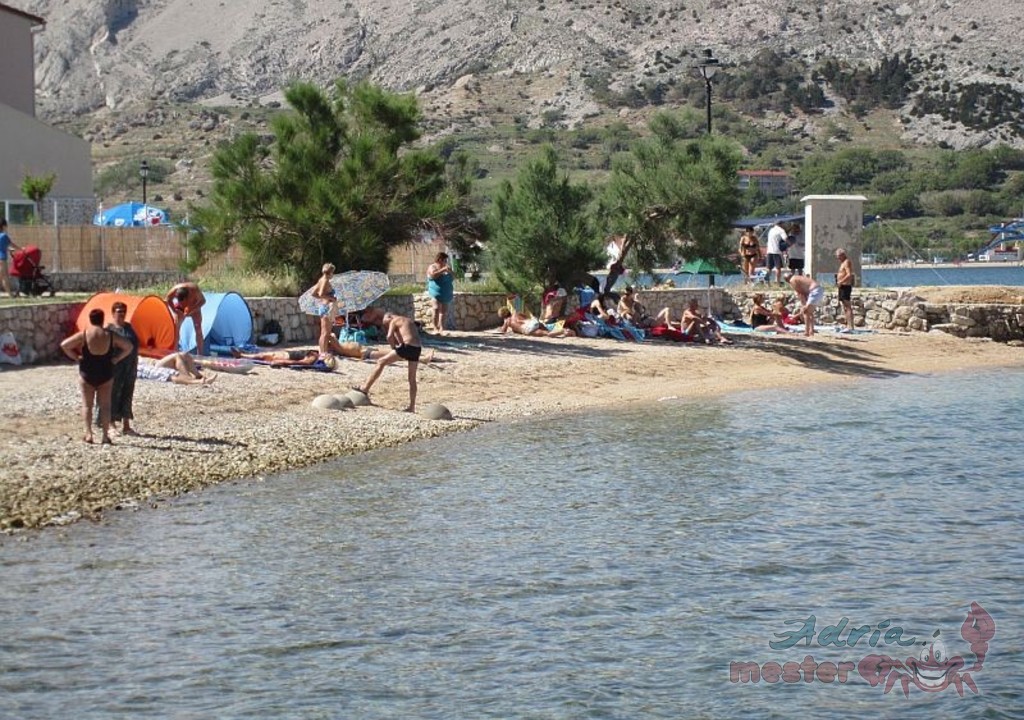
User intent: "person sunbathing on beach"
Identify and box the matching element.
[617,286,646,323]
[540,284,568,322]
[137,352,216,385]
[231,348,323,366]
[233,341,433,366]
[751,297,795,333]
[617,285,673,329]
[589,293,618,323]
[497,307,570,337]
[680,298,733,345]
[749,293,773,329]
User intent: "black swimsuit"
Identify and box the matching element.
[395,344,422,362]
[80,331,115,388]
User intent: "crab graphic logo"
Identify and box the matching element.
[858,602,995,697]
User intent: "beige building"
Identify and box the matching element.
[1,2,93,223]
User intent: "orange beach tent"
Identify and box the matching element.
[75,292,177,357]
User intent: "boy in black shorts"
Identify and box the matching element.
[353,312,424,412]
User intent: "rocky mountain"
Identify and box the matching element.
[16,0,1024,200]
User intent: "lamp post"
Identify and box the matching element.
[695,48,720,134]
[139,159,149,208]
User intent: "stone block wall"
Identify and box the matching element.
[927,303,1024,341]
[2,290,1021,366]
[728,288,1023,339]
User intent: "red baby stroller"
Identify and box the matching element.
[10,246,56,296]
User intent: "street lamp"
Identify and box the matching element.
[139,159,149,208]
[695,48,720,134]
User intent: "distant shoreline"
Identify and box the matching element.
[862,261,1023,270]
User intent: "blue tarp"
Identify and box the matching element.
[178,292,253,353]
[93,202,169,227]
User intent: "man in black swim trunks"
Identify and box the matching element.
[835,248,855,331]
[353,312,423,412]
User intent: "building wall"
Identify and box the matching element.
[803,195,867,282]
[0,102,94,201]
[0,7,38,117]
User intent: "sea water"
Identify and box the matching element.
[1,368,1022,719]
[606,263,1024,290]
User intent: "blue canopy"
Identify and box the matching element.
[93,202,169,227]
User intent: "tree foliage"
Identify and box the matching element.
[20,173,57,204]
[95,159,172,199]
[485,145,604,294]
[186,80,483,281]
[597,112,744,270]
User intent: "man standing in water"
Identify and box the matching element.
[353,312,423,412]
[835,248,856,332]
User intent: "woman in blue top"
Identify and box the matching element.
[0,217,23,298]
[426,252,455,333]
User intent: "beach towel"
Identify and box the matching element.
[717,321,756,334]
[649,325,699,343]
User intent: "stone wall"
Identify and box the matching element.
[728,288,1024,339]
[925,303,1024,341]
[2,290,1021,366]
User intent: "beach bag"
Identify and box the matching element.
[0,331,23,365]
[259,319,284,346]
[337,326,368,344]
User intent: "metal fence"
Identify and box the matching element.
[9,225,447,278]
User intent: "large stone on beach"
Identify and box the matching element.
[420,402,453,421]
[311,394,347,410]
[332,395,355,409]
[347,389,371,406]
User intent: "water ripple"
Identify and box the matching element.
[0,369,1021,718]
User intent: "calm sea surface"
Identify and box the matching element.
[2,369,1022,719]
[615,264,1024,289]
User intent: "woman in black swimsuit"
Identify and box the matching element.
[61,308,133,444]
[739,227,761,285]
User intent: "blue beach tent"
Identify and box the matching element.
[177,292,254,353]
[93,202,169,227]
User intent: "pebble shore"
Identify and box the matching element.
[1,329,1020,531]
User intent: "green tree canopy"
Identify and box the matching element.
[20,173,57,205]
[186,80,482,282]
[485,145,604,294]
[597,112,744,270]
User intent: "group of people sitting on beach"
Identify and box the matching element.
[496,284,734,345]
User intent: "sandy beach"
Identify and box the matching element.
[1,326,1021,531]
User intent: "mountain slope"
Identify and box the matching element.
[19,0,1022,148]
